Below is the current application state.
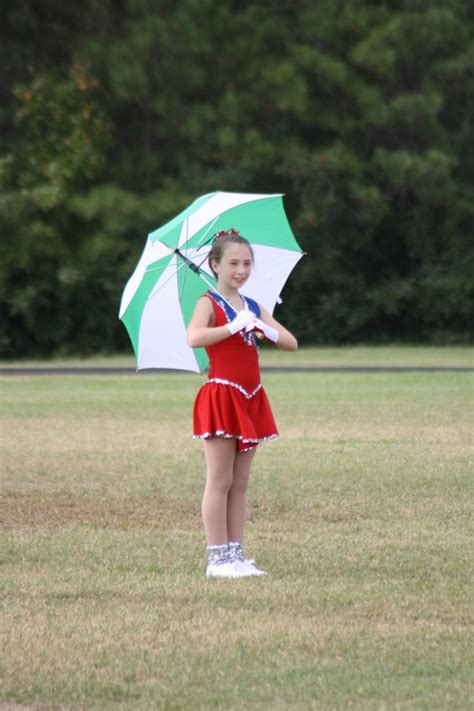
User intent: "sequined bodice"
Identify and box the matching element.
[204,292,260,394]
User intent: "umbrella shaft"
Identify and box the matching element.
[174,249,200,274]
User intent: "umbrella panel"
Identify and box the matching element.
[172,196,302,286]
[176,265,215,372]
[120,252,174,359]
[122,250,212,372]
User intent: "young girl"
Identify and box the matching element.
[187,229,298,578]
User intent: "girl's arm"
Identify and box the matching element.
[186,297,230,348]
[258,305,298,351]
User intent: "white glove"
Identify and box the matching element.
[251,317,279,343]
[225,309,257,335]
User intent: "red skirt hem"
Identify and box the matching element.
[193,381,278,452]
[193,431,278,453]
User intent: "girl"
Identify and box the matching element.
[187,229,298,578]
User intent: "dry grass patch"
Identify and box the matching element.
[1,490,198,531]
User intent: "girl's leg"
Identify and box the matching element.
[202,438,237,545]
[227,446,256,544]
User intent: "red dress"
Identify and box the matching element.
[193,292,278,453]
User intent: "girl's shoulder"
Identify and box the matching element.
[193,293,215,314]
[190,293,216,326]
[197,292,219,317]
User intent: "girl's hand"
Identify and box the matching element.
[251,317,279,343]
[225,309,256,335]
[256,305,298,351]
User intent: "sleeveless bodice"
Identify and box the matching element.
[203,291,261,394]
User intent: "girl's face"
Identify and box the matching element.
[211,243,253,290]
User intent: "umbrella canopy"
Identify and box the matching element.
[119,191,303,372]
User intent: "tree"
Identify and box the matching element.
[0,0,472,356]
[278,0,474,342]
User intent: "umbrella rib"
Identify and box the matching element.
[147,260,186,302]
[179,253,189,303]
[175,217,215,290]
[188,246,211,258]
[185,215,219,258]
[144,263,170,275]
[178,217,189,302]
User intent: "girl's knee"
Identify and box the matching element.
[206,467,233,494]
[230,471,251,494]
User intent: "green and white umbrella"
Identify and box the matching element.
[119,191,303,372]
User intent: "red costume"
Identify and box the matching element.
[193,291,278,452]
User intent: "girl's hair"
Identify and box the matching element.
[208,229,254,278]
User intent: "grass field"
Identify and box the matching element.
[1,350,473,709]
[2,344,473,369]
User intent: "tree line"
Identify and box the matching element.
[1,0,473,357]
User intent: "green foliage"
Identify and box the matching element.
[0,0,472,355]
[277,0,474,343]
[0,66,113,355]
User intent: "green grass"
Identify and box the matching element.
[1,344,473,368]
[1,361,473,709]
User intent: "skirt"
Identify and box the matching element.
[193,380,278,453]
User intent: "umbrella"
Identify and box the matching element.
[119,191,303,372]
